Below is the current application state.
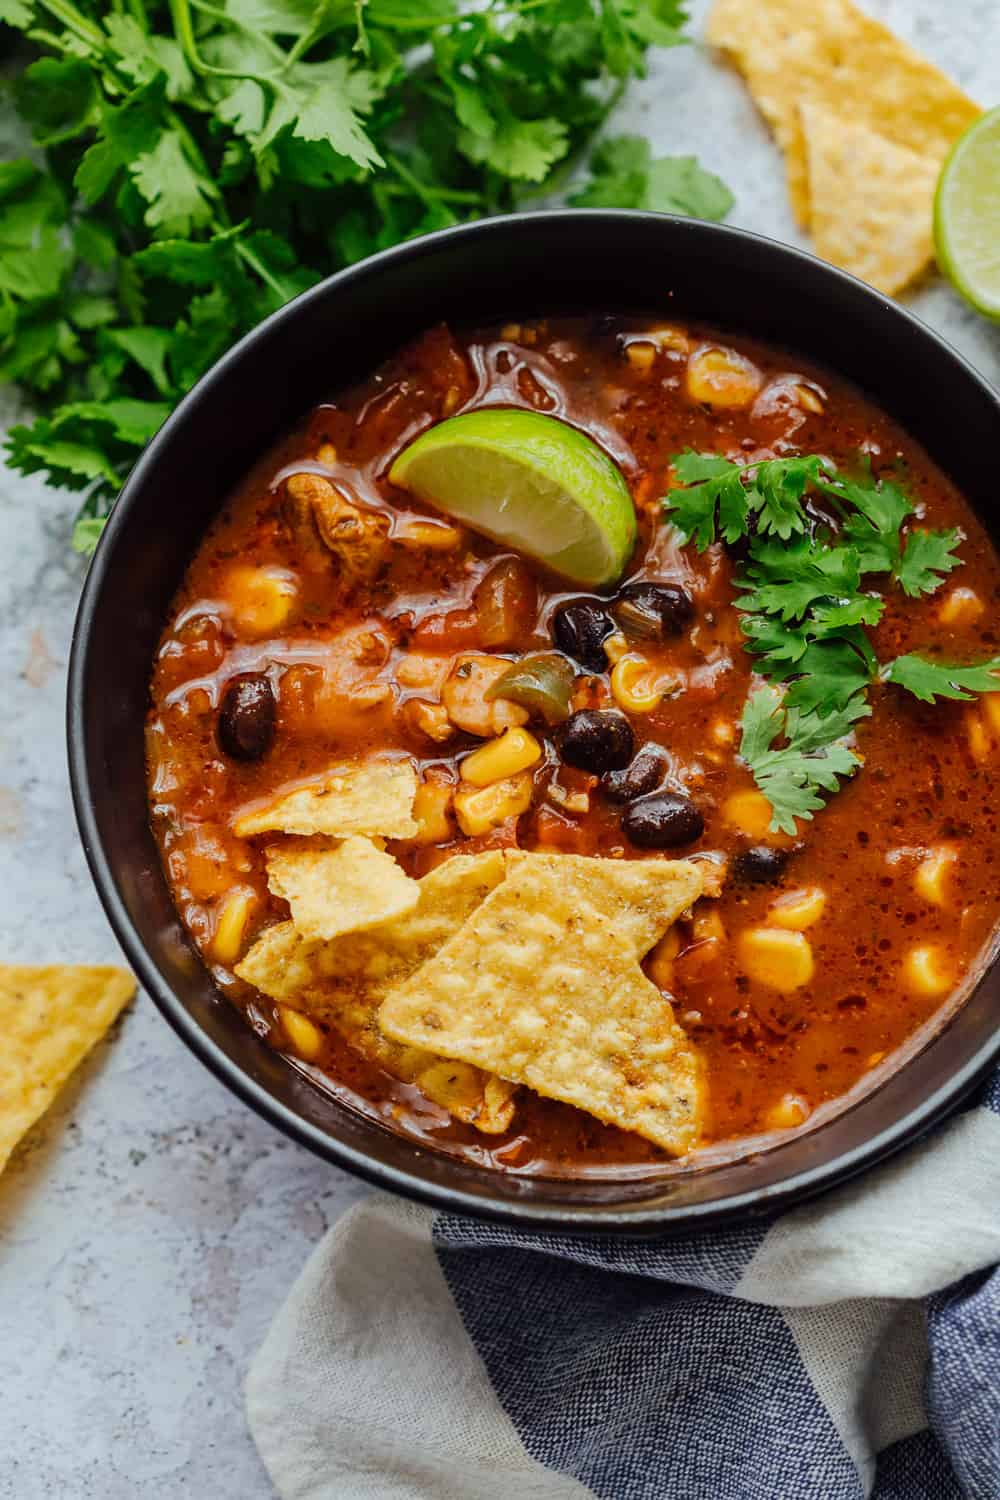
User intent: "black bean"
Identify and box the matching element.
[623,790,704,848]
[733,846,789,884]
[614,582,694,639]
[551,601,615,672]
[557,709,634,774]
[602,743,669,804]
[218,673,277,761]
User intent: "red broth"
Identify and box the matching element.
[146,317,1000,1174]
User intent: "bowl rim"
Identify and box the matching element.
[67,207,1000,1233]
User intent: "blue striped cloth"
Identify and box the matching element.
[248,1072,1000,1499]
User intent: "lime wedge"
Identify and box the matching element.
[388,409,636,586]
[935,105,1000,319]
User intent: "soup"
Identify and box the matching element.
[146,316,1000,1175]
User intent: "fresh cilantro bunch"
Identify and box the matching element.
[0,0,732,550]
[665,452,1000,831]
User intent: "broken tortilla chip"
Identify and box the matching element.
[233,760,418,840]
[0,964,135,1172]
[707,0,979,227]
[505,851,704,956]
[237,851,515,1133]
[800,101,939,296]
[379,855,705,1154]
[266,835,420,941]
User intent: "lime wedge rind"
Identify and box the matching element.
[935,105,1000,321]
[389,409,637,588]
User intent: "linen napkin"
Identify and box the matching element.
[247,1072,1000,1500]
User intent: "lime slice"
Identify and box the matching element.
[935,105,1000,319]
[388,409,636,587]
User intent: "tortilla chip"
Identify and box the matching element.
[266,835,420,941]
[707,0,979,227]
[233,760,418,840]
[800,102,939,296]
[504,852,704,955]
[379,856,705,1154]
[237,852,515,1133]
[0,965,135,1172]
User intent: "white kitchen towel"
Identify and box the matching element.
[247,1072,1000,1500]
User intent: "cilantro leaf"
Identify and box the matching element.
[664,453,823,548]
[670,450,734,484]
[14,58,98,145]
[738,685,864,834]
[102,327,175,396]
[737,536,860,622]
[778,637,875,715]
[664,453,748,549]
[751,456,824,538]
[894,528,963,598]
[461,118,570,183]
[884,654,1000,703]
[571,137,733,219]
[644,157,734,219]
[131,131,218,236]
[0,0,33,24]
[72,516,107,555]
[104,16,193,100]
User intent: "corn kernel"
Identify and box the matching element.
[914,846,957,908]
[711,718,735,747]
[410,780,454,844]
[686,347,762,409]
[223,564,297,636]
[738,928,814,991]
[210,887,256,965]
[723,789,774,839]
[937,586,984,628]
[460,727,542,786]
[610,654,664,713]
[442,384,461,415]
[692,905,726,943]
[454,773,533,836]
[625,340,657,372]
[603,632,630,665]
[966,709,990,762]
[279,1005,324,1060]
[764,1093,811,1130]
[769,887,826,930]
[903,945,952,997]
[501,322,522,341]
[315,442,337,465]
[983,692,1000,737]
[647,927,681,989]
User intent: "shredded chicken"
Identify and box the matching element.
[283,472,390,582]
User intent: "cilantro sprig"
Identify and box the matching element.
[665,452,999,830]
[0,0,733,550]
[737,687,869,835]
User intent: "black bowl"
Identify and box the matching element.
[67,211,1000,1233]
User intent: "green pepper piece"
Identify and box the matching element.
[485,652,575,725]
